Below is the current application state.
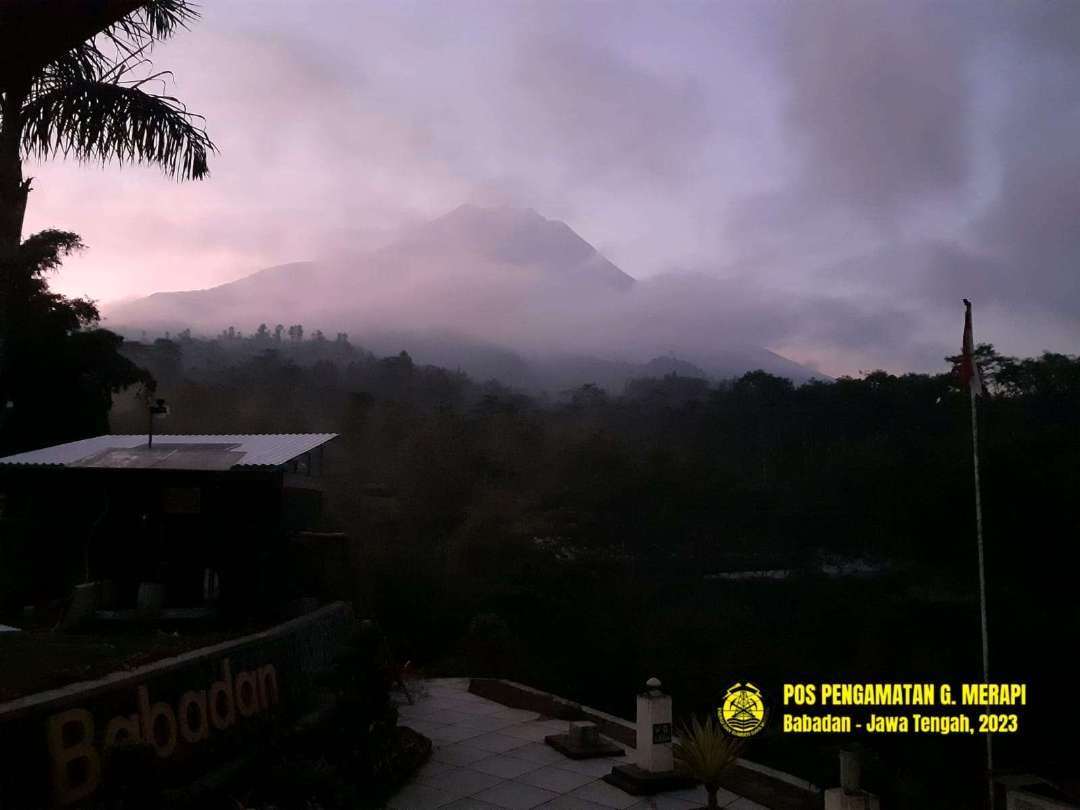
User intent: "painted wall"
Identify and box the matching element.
[0,602,352,807]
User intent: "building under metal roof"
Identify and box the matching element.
[0,434,337,470]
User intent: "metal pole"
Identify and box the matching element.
[970,387,993,809]
[147,401,154,448]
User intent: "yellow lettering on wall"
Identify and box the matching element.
[178,690,210,743]
[104,714,142,749]
[46,709,100,806]
[44,657,282,804]
[209,659,235,730]
[137,686,178,759]
[236,672,260,717]
[258,664,279,708]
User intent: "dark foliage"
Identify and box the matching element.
[0,230,149,453]
[6,0,213,182]
[108,330,1079,808]
[206,621,427,810]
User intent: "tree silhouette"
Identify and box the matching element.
[0,229,148,452]
[96,336,1080,807]
[0,2,199,96]
[0,0,211,430]
[0,0,213,254]
[945,342,1012,396]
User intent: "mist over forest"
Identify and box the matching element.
[105,204,827,390]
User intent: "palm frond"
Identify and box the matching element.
[1,2,199,97]
[21,76,214,179]
[33,27,163,101]
[103,0,199,49]
[35,43,110,87]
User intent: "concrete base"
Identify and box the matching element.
[603,763,697,796]
[62,582,100,630]
[544,733,625,760]
[825,787,881,810]
[136,581,164,624]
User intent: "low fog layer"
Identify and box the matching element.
[107,205,829,383]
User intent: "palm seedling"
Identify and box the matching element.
[673,714,744,809]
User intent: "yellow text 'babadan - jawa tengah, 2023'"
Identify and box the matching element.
[779,682,1027,735]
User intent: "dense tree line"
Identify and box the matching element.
[108,332,1079,808]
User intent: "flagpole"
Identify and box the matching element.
[970,373,994,810]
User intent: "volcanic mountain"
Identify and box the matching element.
[107,205,824,387]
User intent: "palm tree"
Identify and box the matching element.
[0,1,194,94]
[0,0,213,253]
[0,0,212,399]
[673,715,744,809]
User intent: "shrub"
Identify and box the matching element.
[673,715,743,809]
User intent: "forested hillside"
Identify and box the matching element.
[110,333,1080,808]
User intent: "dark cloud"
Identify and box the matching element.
[508,35,713,187]
[719,0,1080,368]
[29,0,1080,376]
[778,0,974,222]
[970,155,1080,316]
[958,2,1080,320]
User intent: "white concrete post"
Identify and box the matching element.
[635,677,673,773]
[839,750,860,792]
[825,751,880,810]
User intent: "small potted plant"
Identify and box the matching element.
[673,714,744,809]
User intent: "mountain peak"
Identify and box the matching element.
[442,202,544,222]
[405,204,634,290]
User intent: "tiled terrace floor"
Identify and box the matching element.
[387,678,769,810]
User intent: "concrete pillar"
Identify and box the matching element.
[62,582,99,630]
[825,751,880,810]
[840,750,860,792]
[824,789,881,810]
[635,677,673,773]
[569,721,600,748]
[136,581,164,624]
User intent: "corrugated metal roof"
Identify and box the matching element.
[0,434,337,470]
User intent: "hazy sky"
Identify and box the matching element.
[25,0,1080,376]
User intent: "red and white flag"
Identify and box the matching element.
[961,299,984,396]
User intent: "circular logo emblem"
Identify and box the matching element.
[717,682,766,737]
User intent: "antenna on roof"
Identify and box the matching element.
[147,398,169,448]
